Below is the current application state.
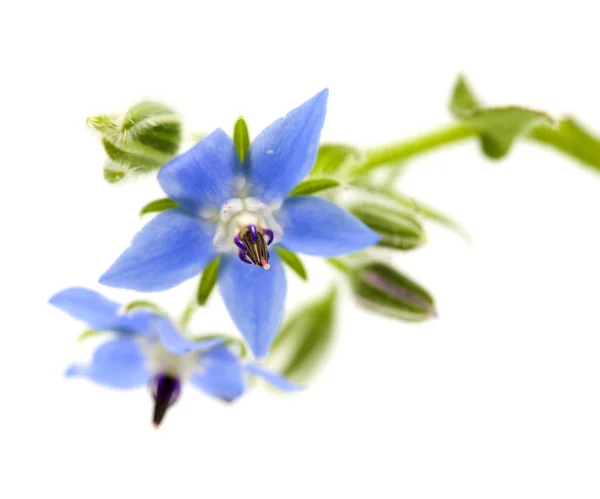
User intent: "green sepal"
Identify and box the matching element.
[267,288,337,384]
[529,117,600,174]
[122,300,163,314]
[139,198,178,216]
[350,261,436,322]
[349,202,425,250]
[233,118,250,163]
[196,257,221,306]
[275,247,308,281]
[87,100,181,183]
[450,75,553,159]
[77,329,104,342]
[289,177,341,197]
[191,333,248,359]
[310,144,360,177]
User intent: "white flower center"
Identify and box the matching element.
[212,196,283,252]
[143,343,200,380]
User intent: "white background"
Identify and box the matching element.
[2,1,600,497]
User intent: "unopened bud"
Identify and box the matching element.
[351,262,436,321]
[87,101,181,183]
[350,203,425,250]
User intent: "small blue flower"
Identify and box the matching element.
[50,288,300,426]
[99,90,380,358]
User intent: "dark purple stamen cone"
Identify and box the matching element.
[151,374,181,427]
[235,225,272,270]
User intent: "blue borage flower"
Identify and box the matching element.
[99,90,380,358]
[50,288,300,426]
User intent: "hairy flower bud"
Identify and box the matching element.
[350,203,425,250]
[351,262,436,321]
[87,101,181,183]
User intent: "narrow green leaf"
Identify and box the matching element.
[289,177,341,197]
[310,144,360,177]
[233,118,250,163]
[275,247,308,281]
[77,329,103,342]
[267,288,337,384]
[197,257,221,305]
[528,117,600,174]
[123,300,162,314]
[139,198,178,216]
[180,302,197,329]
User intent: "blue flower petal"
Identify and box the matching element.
[189,345,246,402]
[246,89,328,205]
[66,337,150,389]
[150,315,225,354]
[277,196,380,256]
[100,209,217,292]
[245,364,303,392]
[49,287,123,330]
[218,252,286,359]
[158,129,241,214]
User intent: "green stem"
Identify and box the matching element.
[349,122,478,176]
[527,124,600,174]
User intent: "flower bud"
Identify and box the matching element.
[350,203,425,250]
[87,101,181,183]
[350,262,436,321]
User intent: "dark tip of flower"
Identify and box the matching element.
[238,250,252,264]
[263,229,274,246]
[248,224,258,242]
[150,373,181,427]
[236,226,271,269]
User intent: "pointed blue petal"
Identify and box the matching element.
[150,315,225,354]
[66,337,150,389]
[100,209,217,292]
[278,196,380,256]
[189,345,246,402]
[158,129,241,214]
[247,89,328,204]
[50,287,122,330]
[218,252,286,359]
[245,364,303,392]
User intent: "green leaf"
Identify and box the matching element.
[267,288,337,384]
[528,117,600,174]
[449,74,481,118]
[289,177,341,196]
[275,247,308,281]
[310,144,360,177]
[233,117,250,163]
[139,198,178,216]
[197,256,221,305]
[123,300,163,314]
[191,334,248,358]
[350,261,436,322]
[77,329,103,342]
[449,75,553,159]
